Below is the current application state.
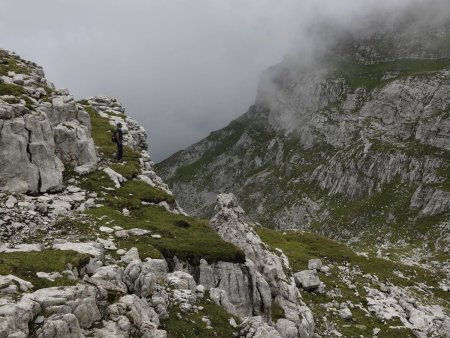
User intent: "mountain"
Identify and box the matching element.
[0,49,317,338]
[1,10,449,335]
[156,5,450,336]
[157,5,450,268]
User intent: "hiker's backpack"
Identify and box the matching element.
[111,130,118,143]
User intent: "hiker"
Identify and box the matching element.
[112,122,124,161]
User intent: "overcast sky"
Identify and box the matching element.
[0,0,422,161]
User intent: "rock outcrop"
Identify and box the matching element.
[0,50,97,194]
[172,194,315,337]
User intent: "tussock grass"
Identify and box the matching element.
[162,291,240,338]
[0,83,25,96]
[0,51,31,76]
[0,250,90,290]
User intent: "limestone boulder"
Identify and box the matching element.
[35,313,83,338]
[308,259,322,271]
[294,270,321,291]
[124,259,168,298]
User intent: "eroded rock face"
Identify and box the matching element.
[208,193,315,338]
[0,50,97,194]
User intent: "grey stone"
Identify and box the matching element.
[52,241,103,260]
[294,270,321,291]
[128,228,151,236]
[209,288,238,316]
[308,259,322,270]
[339,307,352,320]
[5,195,17,208]
[72,297,101,328]
[206,194,314,336]
[121,247,140,264]
[35,313,83,338]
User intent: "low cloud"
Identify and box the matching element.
[0,0,442,161]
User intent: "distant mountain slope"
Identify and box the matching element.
[156,6,450,267]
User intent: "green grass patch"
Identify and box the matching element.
[0,51,31,76]
[22,95,34,110]
[1,97,20,104]
[110,161,141,180]
[271,302,285,322]
[256,229,446,292]
[83,104,141,166]
[331,58,450,90]
[92,179,175,211]
[78,170,115,193]
[162,292,239,338]
[0,250,90,290]
[0,83,24,96]
[53,215,97,241]
[116,180,175,205]
[87,205,245,265]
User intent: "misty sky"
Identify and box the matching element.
[0,0,420,161]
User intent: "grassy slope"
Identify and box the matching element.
[257,228,448,337]
[66,103,245,265]
[0,96,243,296]
[76,102,245,336]
[330,59,450,90]
[161,114,251,183]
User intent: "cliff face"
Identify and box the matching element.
[156,11,450,264]
[0,49,97,194]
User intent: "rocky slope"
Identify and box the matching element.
[0,50,323,338]
[0,47,449,338]
[157,5,450,269]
